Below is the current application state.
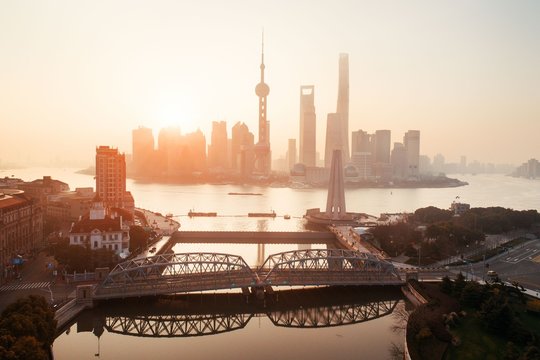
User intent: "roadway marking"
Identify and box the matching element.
[502,248,540,264]
[0,281,51,292]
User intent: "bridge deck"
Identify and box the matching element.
[171,231,337,244]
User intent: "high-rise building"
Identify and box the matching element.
[208,121,228,170]
[336,53,350,162]
[324,113,342,168]
[231,122,255,171]
[374,130,391,164]
[351,130,371,153]
[351,152,372,179]
[460,156,467,173]
[287,139,297,170]
[299,85,316,167]
[391,142,407,179]
[404,130,420,178]
[176,129,207,174]
[95,146,133,211]
[132,127,155,176]
[157,127,182,176]
[254,33,271,175]
[433,153,445,174]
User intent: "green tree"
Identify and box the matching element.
[480,295,514,336]
[0,295,56,346]
[503,342,520,360]
[522,346,540,360]
[10,336,48,360]
[460,281,486,308]
[129,225,150,252]
[453,273,467,298]
[440,276,453,294]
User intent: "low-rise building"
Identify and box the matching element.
[17,176,69,205]
[0,189,43,283]
[450,201,470,216]
[47,187,95,222]
[69,197,130,257]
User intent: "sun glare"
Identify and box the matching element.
[153,95,197,134]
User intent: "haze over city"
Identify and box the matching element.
[1,0,539,166]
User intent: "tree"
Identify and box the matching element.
[480,295,514,336]
[0,295,56,346]
[0,295,56,359]
[129,225,150,252]
[439,276,453,294]
[10,336,48,360]
[412,206,453,224]
[460,281,486,308]
[522,346,540,360]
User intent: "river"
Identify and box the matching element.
[3,168,539,359]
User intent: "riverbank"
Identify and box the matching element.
[137,208,180,235]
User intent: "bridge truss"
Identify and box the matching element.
[102,300,399,337]
[96,253,257,299]
[267,299,399,328]
[105,313,253,337]
[95,249,402,299]
[260,249,402,286]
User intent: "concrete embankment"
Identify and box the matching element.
[54,299,90,331]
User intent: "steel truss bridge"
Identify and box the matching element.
[103,299,399,337]
[94,249,403,300]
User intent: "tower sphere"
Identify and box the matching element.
[255,82,270,97]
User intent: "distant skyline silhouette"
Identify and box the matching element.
[1,0,539,166]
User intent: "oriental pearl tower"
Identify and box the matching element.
[254,32,271,175]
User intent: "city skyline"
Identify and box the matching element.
[1,0,540,166]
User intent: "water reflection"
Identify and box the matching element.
[66,286,402,340]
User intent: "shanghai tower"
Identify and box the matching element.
[336,53,350,162]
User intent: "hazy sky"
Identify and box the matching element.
[1,0,539,166]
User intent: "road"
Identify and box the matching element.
[0,251,76,312]
[453,238,540,292]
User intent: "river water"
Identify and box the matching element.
[3,168,540,359]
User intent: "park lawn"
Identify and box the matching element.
[444,315,506,360]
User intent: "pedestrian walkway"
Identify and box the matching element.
[0,281,51,292]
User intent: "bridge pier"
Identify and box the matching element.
[76,284,95,308]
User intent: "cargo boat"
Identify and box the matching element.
[188,210,218,217]
[248,211,276,218]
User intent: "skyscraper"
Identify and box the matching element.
[374,130,391,164]
[208,121,228,170]
[132,126,154,176]
[95,146,132,211]
[336,53,350,162]
[287,138,297,170]
[157,127,182,176]
[404,130,420,178]
[391,142,407,179]
[231,122,254,171]
[254,33,271,175]
[299,85,316,167]
[351,130,371,153]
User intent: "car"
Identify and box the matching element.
[149,247,157,253]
